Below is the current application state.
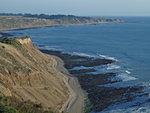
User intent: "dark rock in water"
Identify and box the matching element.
[38,44,47,47]
[41,50,113,69]
[65,58,113,69]
[88,86,144,112]
[69,69,96,74]
[41,49,149,112]
[78,73,118,86]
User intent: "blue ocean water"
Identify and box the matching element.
[6,16,150,112]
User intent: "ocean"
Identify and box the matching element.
[6,16,150,112]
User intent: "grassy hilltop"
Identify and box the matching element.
[0,13,123,30]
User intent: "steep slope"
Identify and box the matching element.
[0,37,70,112]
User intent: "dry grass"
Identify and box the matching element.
[0,37,70,112]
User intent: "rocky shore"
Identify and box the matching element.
[41,50,149,112]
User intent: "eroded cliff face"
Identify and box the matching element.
[0,37,69,111]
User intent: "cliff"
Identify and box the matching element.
[0,37,70,112]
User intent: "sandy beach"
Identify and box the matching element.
[51,55,85,113]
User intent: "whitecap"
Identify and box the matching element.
[117,73,136,81]
[99,54,119,61]
[107,64,121,70]
[73,52,96,58]
[125,70,131,74]
[37,45,62,51]
[100,106,150,113]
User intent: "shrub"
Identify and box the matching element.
[0,103,18,113]
[0,97,10,106]
[84,99,93,113]
[1,38,22,49]
[34,103,43,109]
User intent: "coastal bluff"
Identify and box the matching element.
[0,36,70,112]
[0,15,123,31]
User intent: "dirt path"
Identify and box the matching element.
[51,55,85,113]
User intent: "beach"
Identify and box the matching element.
[51,55,85,113]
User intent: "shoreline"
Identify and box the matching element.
[50,55,85,113]
[41,50,148,112]
[0,21,122,31]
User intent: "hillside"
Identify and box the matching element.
[0,37,70,112]
[0,14,123,30]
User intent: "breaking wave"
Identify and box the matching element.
[73,52,97,58]
[37,45,62,51]
[107,64,121,70]
[117,72,137,81]
[99,54,119,61]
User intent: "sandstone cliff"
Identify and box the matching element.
[0,37,69,112]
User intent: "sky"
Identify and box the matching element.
[0,0,150,16]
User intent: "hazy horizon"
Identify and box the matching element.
[0,0,150,16]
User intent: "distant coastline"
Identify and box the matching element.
[0,22,120,31]
[0,14,123,31]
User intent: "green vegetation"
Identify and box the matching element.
[0,97,11,106]
[84,99,93,113]
[0,97,55,113]
[0,97,18,113]
[34,103,43,109]
[1,38,22,49]
[43,87,49,90]
[0,104,18,113]
[1,36,30,47]
[1,37,35,62]
[0,13,89,20]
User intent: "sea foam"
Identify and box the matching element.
[99,54,119,61]
[125,70,131,74]
[117,72,136,81]
[37,45,62,51]
[73,52,96,58]
[107,64,121,70]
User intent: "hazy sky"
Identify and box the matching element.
[0,0,150,16]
